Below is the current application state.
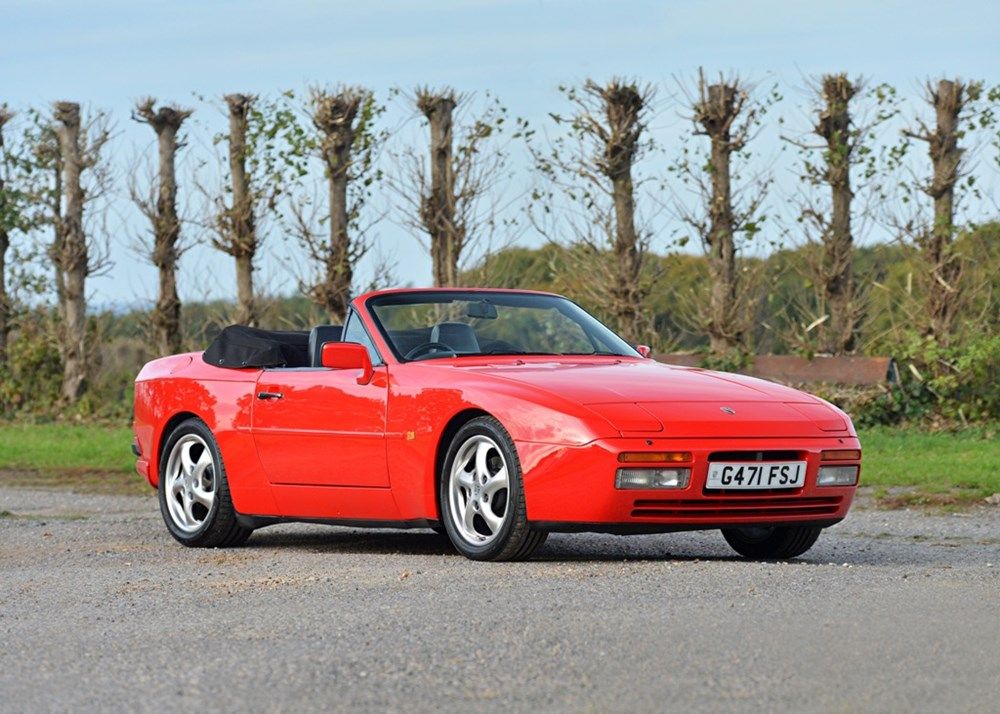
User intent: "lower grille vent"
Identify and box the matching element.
[631,496,842,520]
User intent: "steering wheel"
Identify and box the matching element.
[404,342,458,361]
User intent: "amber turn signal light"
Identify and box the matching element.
[821,449,861,461]
[618,451,692,464]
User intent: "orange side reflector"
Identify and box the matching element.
[618,451,692,464]
[821,449,861,461]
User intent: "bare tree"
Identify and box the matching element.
[52,101,111,402]
[214,94,258,326]
[0,107,13,366]
[672,71,774,356]
[781,75,900,355]
[0,108,66,370]
[811,75,858,353]
[531,79,656,342]
[0,105,18,367]
[901,79,982,345]
[392,88,518,288]
[32,121,65,324]
[288,87,384,323]
[132,99,192,353]
[417,89,460,286]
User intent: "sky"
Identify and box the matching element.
[2,0,998,310]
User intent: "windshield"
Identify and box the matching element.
[367,291,640,362]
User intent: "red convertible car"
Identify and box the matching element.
[133,288,861,561]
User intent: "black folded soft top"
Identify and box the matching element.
[202,325,309,369]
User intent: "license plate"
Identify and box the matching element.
[705,461,806,490]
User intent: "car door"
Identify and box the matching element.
[251,315,389,488]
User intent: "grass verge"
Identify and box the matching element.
[857,425,999,507]
[0,423,147,495]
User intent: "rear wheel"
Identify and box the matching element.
[440,416,547,561]
[158,418,252,548]
[721,525,822,560]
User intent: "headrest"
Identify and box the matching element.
[308,325,343,367]
[430,322,480,354]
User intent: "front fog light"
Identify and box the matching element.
[615,468,691,489]
[817,465,859,486]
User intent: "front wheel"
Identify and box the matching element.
[721,525,822,560]
[440,416,547,561]
[158,418,253,548]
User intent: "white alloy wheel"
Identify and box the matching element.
[163,433,216,533]
[447,434,510,545]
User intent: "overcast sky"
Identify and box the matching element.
[3,0,998,309]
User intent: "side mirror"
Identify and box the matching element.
[636,344,652,359]
[321,342,374,384]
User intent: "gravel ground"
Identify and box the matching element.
[1,484,998,713]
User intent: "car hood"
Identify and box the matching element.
[462,358,850,437]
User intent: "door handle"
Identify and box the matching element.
[257,391,284,400]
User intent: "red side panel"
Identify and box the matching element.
[132,353,278,516]
[268,484,400,520]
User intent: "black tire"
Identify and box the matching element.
[721,525,822,560]
[439,416,547,561]
[158,418,253,548]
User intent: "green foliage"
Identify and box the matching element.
[897,333,999,423]
[698,348,753,373]
[0,107,57,305]
[820,333,1000,429]
[0,310,62,414]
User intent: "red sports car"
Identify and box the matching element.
[133,288,861,561]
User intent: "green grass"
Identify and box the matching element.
[0,423,134,472]
[0,423,997,504]
[0,422,145,494]
[857,426,999,505]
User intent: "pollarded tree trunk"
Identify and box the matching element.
[695,82,742,354]
[0,107,12,366]
[0,223,8,367]
[133,100,192,354]
[310,89,363,323]
[53,101,88,403]
[594,80,648,341]
[416,90,461,287]
[816,74,858,354]
[40,129,65,326]
[915,79,967,346]
[222,94,257,327]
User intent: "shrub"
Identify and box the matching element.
[0,312,62,416]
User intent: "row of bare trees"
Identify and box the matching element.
[0,74,997,404]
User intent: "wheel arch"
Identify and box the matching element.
[433,407,493,519]
[155,411,203,478]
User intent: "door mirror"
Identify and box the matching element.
[321,342,374,384]
[636,344,652,359]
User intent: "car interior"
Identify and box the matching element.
[245,322,484,370]
[307,325,343,367]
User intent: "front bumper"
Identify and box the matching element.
[517,435,859,532]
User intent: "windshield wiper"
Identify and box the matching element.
[557,350,622,356]
[477,350,622,357]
